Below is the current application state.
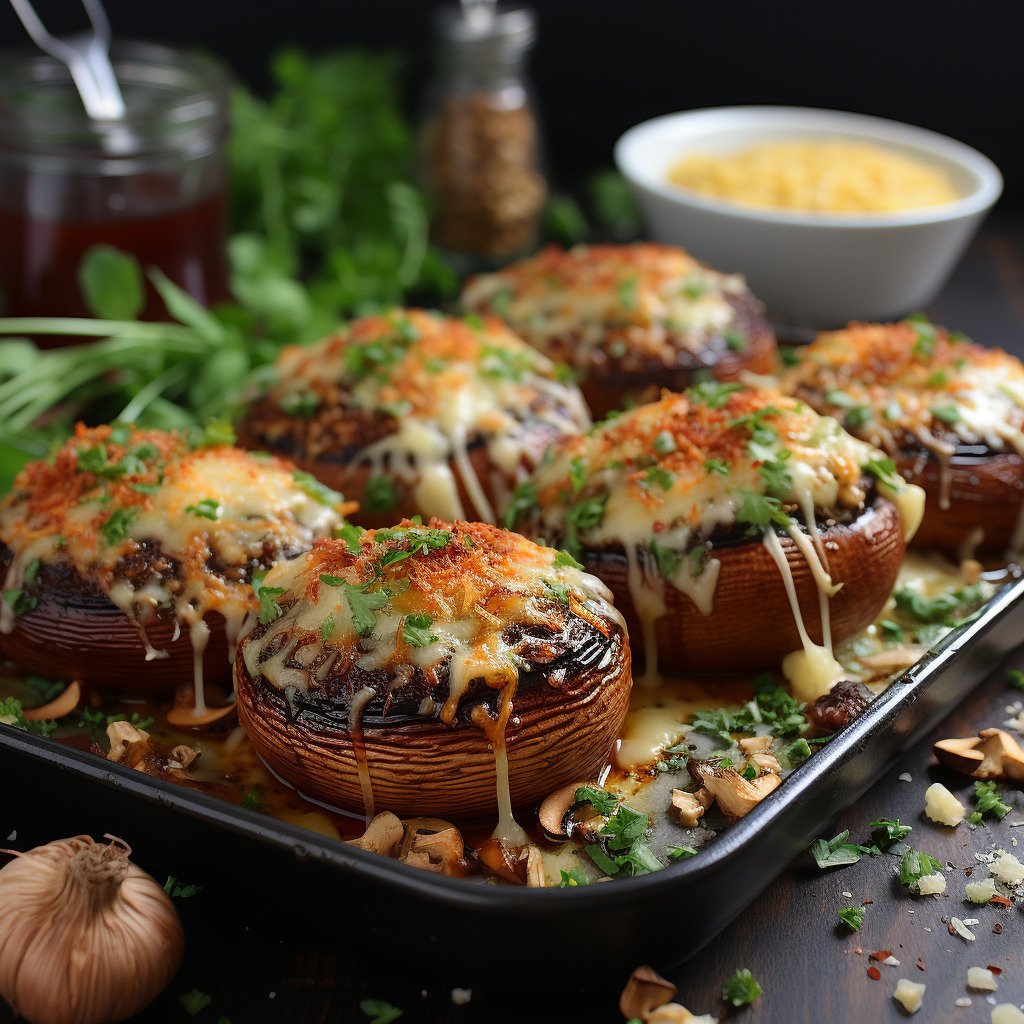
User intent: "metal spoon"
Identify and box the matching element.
[9,0,126,120]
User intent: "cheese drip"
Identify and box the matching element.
[240,521,624,836]
[268,309,590,526]
[0,426,346,712]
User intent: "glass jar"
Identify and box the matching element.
[419,5,548,270]
[0,40,231,331]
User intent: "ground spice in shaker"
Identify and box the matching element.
[420,5,547,263]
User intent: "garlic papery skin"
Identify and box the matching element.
[0,835,184,1024]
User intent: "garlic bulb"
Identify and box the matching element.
[0,835,184,1024]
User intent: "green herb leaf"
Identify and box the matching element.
[78,245,145,320]
[666,845,698,861]
[293,470,343,507]
[735,489,791,533]
[320,612,335,644]
[898,847,945,889]
[1009,669,1024,691]
[502,480,537,529]
[703,458,729,476]
[185,497,221,520]
[644,465,675,492]
[654,430,676,455]
[574,785,619,816]
[685,380,742,409]
[810,830,865,869]
[253,571,286,624]
[972,780,1011,821]
[838,905,865,931]
[931,403,962,425]
[552,549,583,571]
[722,968,762,1007]
[179,989,214,1017]
[365,475,398,515]
[893,583,987,626]
[334,522,366,554]
[724,329,747,352]
[99,507,136,545]
[869,817,913,848]
[402,612,437,648]
[343,581,390,637]
[358,999,401,1024]
[558,867,589,887]
[563,492,608,557]
[164,875,203,899]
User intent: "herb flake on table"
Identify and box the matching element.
[722,968,762,1007]
[360,997,403,1024]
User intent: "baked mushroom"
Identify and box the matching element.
[780,317,1024,556]
[459,242,777,418]
[505,385,922,694]
[236,308,590,529]
[233,519,631,831]
[0,423,350,701]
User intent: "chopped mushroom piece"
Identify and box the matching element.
[524,846,546,888]
[619,965,678,1022]
[346,812,404,857]
[933,729,1024,781]
[106,721,151,766]
[537,780,604,842]
[670,788,713,828]
[738,736,772,754]
[398,817,467,877]
[702,768,781,821]
[749,752,782,774]
[169,744,200,770]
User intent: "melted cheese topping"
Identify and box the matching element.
[783,319,1024,493]
[239,519,624,841]
[266,309,590,523]
[460,242,758,371]
[514,386,922,684]
[0,424,348,699]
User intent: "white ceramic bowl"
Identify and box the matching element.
[614,106,1003,329]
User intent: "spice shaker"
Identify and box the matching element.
[0,40,231,329]
[419,4,548,268]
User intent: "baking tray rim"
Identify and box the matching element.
[4,570,1024,914]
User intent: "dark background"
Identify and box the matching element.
[3,0,1023,207]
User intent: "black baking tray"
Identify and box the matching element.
[4,573,1024,978]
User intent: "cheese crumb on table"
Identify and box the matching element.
[924,782,966,826]
[965,877,1000,903]
[893,979,926,1014]
[916,872,947,895]
[967,967,998,991]
[992,1006,1024,1024]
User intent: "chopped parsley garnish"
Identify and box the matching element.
[280,389,322,418]
[364,474,398,514]
[653,430,676,455]
[864,457,904,492]
[320,573,346,587]
[481,343,535,382]
[782,738,812,766]
[360,998,403,1024]
[558,868,589,887]
[164,875,202,899]
[691,677,808,747]
[320,613,335,644]
[616,275,639,310]
[574,785,619,816]
[643,465,674,492]
[679,275,708,300]
[76,444,122,477]
[703,458,729,476]
[585,802,662,877]
[838,905,866,931]
[3,559,40,616]
[0,696,58,737]
[345,331,410,382]
[99,507,136,545]
[240,786,266,813]
[931,403,962,425]
[179,990,214,1017]
[569,456,588,494]
[293,470,343,507]
[184,498,221,520]
[810,830,870,869]
[375,525,452,569]
[969,780,1011,823]
[758,450,792,497]
[648,538,684,579]
[685,380,742,409]
[666,845,698,861]
[333,522,366,554]
[926,369,949,388]
[908,313,938,358]
[724,329,747,352]
[722,969,762,1007]
[489,286,514,316]
[735,489,791,533]
[502,480,537,529]
[563,492,608,557]
[253,572,287,624]
[544,580,570,605]
[402,612,438,648]
[552,549,584,570]
[898,848,945,889]
[342,581,390,637]
[893,583,987,626]
[844,405,872,428]
[190,419,236,449]
[869,817,913,848]
[1009,669,1024,691]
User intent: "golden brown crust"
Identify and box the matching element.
[232,520,632,818]
[460,243,778,417]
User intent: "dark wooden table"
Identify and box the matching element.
[4,215,1024,1024]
